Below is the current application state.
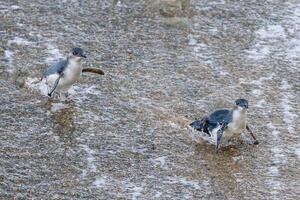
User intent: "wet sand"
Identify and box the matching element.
[0,0,299,199]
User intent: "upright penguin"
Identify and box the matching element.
[41,47,86,101]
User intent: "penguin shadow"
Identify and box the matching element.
[44,99,77,146]
[194,136,255,156]
[195,140,240,157]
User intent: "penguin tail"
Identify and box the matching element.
[189,120,204,131]
[189,115,210,136]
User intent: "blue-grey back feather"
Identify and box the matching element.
[190,109,233,135]
[43,59,68,77]
[208,109,233,125]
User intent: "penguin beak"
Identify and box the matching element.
[80,54,86,58]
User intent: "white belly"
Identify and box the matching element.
[58,66,82,91]
[225,109,247,137]
[46,62,82,92]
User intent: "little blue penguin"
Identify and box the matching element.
[190,98,259,152]
[41,47,86,101]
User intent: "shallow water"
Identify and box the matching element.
[0,0,299,199]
